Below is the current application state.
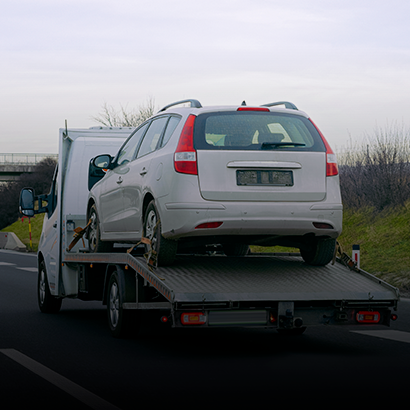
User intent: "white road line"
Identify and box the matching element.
[0,262,16,266]
[351,330,410,344]
[0,349,121,410]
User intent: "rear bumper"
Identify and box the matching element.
[161,200,342,240]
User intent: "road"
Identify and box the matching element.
[1,249,409,408]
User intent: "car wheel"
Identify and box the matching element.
[300,238,336,266]
[144,200,177,266]
[107,271,140,338]
[87,204,112,253]
[223,243,250,256]
[38,261,62,313]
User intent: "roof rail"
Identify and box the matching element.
[261,101,298,110]
[158,99,202,113]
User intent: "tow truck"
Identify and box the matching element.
[19,126,400,337]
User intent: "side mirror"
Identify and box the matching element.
[19,188,35,217]
[88,154,113,191]
[93,154,113,169]
[19,188,50,216]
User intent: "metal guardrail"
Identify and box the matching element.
[0,153,58,165]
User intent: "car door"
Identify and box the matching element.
[122,116,169,234]
[98,123,149,233]
[40,166,59,293]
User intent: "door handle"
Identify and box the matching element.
[117,177,123,184]
[140,168,147,176]
[53,222,57,228]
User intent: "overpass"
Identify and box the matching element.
[0,153,58,182]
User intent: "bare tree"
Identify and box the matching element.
[338,123,410,210]
[92,97,157,127]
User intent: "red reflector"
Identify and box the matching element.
[356,311,381,323]
[195,222,223,229]
[237,107,270,112]
[181,312,206,325]
[269,313,277,323]
[313,222,334,229]
[391,314,398,321]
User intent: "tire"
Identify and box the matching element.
[223,243,250,256]
[300,238,336,266]
[144,201,177,266]
[107,271,140,338]
[38,261,62,314]
[87,204,112,253]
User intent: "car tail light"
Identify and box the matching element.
[195,222,223,229]
[237,107,270,112]
[181,312,207,325]
[356,311,381,324]
[174,114,197,175]
[309,119,339,177]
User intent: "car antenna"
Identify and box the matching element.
[241,101,247,106]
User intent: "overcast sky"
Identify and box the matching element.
[1,0,410,154]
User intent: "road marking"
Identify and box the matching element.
[16,267,37,272]
[0,349,120,410]
[351,330,410,344]
[0,262,16,266]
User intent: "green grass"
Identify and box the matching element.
[338,203,410,292]
[1,214,44,252]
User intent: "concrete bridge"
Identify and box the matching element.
[0,153,58,182]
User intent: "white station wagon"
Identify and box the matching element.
[86,99,342,266]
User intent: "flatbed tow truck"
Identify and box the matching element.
[19,126,400,337]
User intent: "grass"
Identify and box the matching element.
[2,204,410,293]
[1,214,44,252]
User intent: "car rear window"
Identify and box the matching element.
[193,112,326,152]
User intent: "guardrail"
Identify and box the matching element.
[0,153,58,165]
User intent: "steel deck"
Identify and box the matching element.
[64,252,399,304]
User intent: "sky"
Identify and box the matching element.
[1,0,410,154]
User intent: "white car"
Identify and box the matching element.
[86,99,342,266]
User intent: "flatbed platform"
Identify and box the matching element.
[64,252,399,305]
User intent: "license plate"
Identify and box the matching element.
[236,170,293,186]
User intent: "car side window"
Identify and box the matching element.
[116,123,149,165]
[137,117,169,159]
[161,116,181,147]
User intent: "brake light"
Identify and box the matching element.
[356,311,381,324]
[237,107,270,112]
[309,119,339,176]
[195,222,223,229]
[181,312,207,325]
[174,114,197,175]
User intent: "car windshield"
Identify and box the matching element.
[194,111,325,152]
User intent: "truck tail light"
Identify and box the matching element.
[356,311,381,324]
[181,312,207,325]
[309,119,339,177]
[195,222,223,229]
[174,114,197,175]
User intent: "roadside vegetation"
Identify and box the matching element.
[1,118,409,293]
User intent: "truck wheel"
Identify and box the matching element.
[223,243,250,256]
[107,271,140,338]
[38,261,62,313]
[300,238,336,266]
[87,204,112,253]
[144,201,177,266]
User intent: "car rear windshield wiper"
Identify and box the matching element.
[261,142,306,149]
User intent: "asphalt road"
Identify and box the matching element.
[1,249,409,409]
